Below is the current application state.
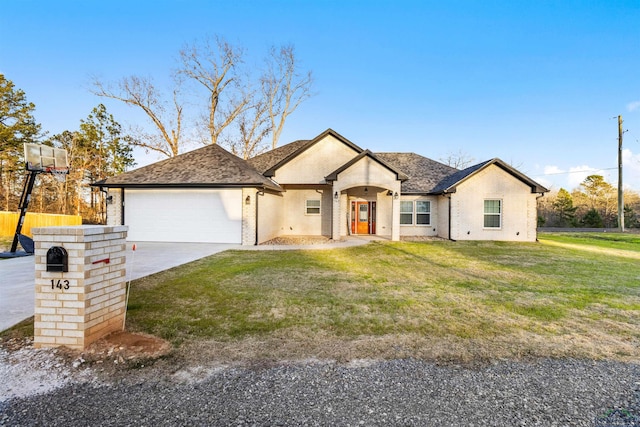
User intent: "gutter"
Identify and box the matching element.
[91,182,282,191]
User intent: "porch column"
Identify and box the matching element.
[332,186,342,240]
[391,185,401,241]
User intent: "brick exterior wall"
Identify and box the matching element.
[106,189,123,226]
[242,188,256,245]
[32,225,128,350]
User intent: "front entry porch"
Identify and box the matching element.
[331,184,401,241]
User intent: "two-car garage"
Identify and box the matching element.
[123,189,243,243]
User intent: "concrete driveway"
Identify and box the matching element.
[0,242,241,332]
[0,238,372,332]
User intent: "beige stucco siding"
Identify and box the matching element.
[257,191,284,244]
[372,189,393,237]
[398,195,439,237]
[332,157,400,192]
[280,186,332,236]
[437,195,450,239]
[273,135,360,184]
[449,165,539,241]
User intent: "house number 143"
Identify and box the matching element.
[51,279,70,290]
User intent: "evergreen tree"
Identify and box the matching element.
[0,74,42,210]
[623,204,639,229]
[45,105,136,222]
[581,208,604,228]
[577,175,616,227]
[77,104,136,222]
[552,188,577,226]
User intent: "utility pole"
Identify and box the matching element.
[618,115,624,232]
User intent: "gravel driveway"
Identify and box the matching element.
[1,354,639,426]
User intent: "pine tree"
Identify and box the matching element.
[552,188,578,227]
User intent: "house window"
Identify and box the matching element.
[401,200,431,226]
[400,201,414,225]
[416,201,431,225]
[306,199,321,215]
[484,199,502,228]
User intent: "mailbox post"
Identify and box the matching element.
[46,246,68,272]
[32,225,128,349]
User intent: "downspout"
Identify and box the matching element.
[255,189,264,245]
[445,192,455,242]
[535,192,545,242]
[120,188,125,226]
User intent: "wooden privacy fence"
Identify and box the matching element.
[0,211,83,237]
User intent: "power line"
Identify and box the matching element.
[536,167,617,177]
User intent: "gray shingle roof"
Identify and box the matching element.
[430,158,549,194]
[429,159,492,194]
[98,143,282,191]
[375,153,458,194]
[247,139,312,174]
[97,130,547,196]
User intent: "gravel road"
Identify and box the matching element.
[1,356,639,426]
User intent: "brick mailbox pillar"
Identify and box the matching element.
[32,225,128,350]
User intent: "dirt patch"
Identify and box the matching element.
[400,236,447,242]
[260,235,334,245]
[82,331,171,363]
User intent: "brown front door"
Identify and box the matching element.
[351,201,377,235]
[357,202,369,234]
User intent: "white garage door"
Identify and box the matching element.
[124,189,243,243]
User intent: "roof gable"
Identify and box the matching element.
[431,158,548,194]
[99,143,281,191]
[252,129,364,178]
[326,150,409,182]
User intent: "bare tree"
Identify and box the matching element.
[224,96,271,159]
[262,45,313,149]
[91,75,184,157]
[91,37,313,159]
[440,149,475,169]
[178,35,249,146]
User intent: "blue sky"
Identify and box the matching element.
[2,0,639,191]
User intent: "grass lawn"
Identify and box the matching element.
[119,233,640,363]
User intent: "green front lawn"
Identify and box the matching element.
[121,233,640,362]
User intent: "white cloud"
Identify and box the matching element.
[567,165,605,189]
[534,166,562,191]
[627,101,640,112]
[535,162,640,192]
[543,165,564,175]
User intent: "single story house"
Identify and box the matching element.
[97,129,548,244]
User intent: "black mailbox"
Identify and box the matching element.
[46,246,68,272]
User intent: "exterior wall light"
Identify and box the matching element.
[393,192,399,200]
[245,195,251,205]
[334,191,339,200]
